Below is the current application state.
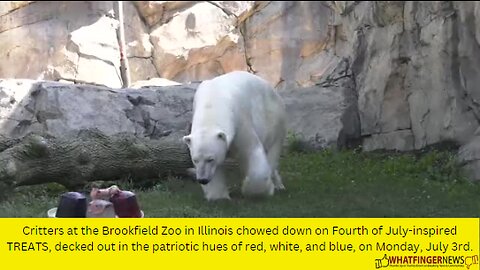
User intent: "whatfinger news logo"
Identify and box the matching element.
[375,254,479,269]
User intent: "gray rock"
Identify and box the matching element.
[338,1,480,151]
[363,131,415,152]
[279,59,360,150]
[457,134,480,181]
[0,79,196,140]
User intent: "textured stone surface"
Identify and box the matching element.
[457,132,480,181]
[128,57,159,83]
[327,1,480,153]
[210,1,254,16]
[124,1,153,59]
[0,1,121,87]
[0,79,196,140]
[241,1,337,90]
[149,1,247,81]
[0,1,33,16]
[134,1,197,28]
[279,59,360,149]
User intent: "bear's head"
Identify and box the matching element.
[182,130,228,185]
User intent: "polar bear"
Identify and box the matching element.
[182,71,287,201]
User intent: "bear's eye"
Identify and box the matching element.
[206,158,214,163]
[193,159,199,164]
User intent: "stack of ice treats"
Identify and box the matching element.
[49,185,143,218]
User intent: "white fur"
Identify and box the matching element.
[185,71,287,200]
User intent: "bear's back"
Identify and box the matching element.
[197,71,276,102]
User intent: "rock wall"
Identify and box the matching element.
[2,1,480,162]
[0,1,122,87]
[334,1,480,152]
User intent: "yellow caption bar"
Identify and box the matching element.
[0,218,478,270]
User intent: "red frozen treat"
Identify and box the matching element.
[109,191,142,218]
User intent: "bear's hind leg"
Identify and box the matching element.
[201,166,231,201]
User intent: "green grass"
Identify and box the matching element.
[0,149,479,218]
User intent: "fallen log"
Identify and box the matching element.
[0,129,194,189]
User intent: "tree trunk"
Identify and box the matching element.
[0,129,194,189]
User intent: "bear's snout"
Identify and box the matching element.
[198,179,210,185]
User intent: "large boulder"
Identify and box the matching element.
[457,133,480,181]
[0,79,197,139]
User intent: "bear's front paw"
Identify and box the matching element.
[201,185,231,201]
[274,182,285,190]
[241,177,275,198]
[272,170,286,190]
[204,192,231,201]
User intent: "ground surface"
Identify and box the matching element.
[0,149,478,218]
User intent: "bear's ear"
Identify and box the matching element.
[217,131,227,142]
[183,135,192,146]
